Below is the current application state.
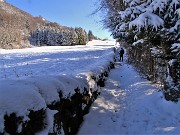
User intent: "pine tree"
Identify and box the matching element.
[98,0,180,101]
[88,30,96,41]
[75,27,88,45]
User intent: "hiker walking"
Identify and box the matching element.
[119,48,124,62]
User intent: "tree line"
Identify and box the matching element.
[0,1,97,49]
[97,0,180,101]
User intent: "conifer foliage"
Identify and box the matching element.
[98,0,180,101]
[88,30,97,41]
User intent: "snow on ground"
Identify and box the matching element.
[2,39,180,134]
[0,40,115,79]
[78,57,180,134]
[0,40,117,133]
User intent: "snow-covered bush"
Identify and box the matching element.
[0,40,117,134]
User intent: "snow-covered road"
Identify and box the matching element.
[78,61,180,134]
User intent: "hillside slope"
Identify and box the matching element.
[0,1,88,49]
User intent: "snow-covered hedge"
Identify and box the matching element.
[0,40,117,134]
[0,62,116,134]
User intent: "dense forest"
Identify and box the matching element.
[97,0,180,101]
[0,1,97,49]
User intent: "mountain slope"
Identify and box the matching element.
[0,1,88,49]
[0,1,46,48]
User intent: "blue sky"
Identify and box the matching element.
[6,0,113,39]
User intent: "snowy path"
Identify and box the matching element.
[78,61,180,134]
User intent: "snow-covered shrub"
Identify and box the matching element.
[0,59,116,134]
[0,80,47,134]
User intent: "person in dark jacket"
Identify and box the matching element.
[119,48,124,62]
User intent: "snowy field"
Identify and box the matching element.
[0,40,116,134]
[0,40,116,79]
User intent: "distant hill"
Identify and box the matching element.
[0,1,92,49]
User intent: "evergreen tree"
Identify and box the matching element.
[98,0,180,101]
[88,30,96,41]
[75,27,88,45]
